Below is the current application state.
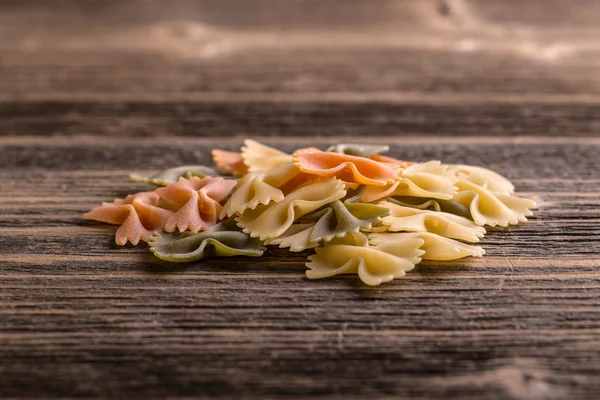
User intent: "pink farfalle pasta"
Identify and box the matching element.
[292,148,402,186]
[157,176,236,233]
[211,149,248,177]
[84,192,174,246]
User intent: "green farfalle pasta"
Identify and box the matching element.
[267,193,391,251]
[326,143,390,158]
[131,165,223,186]
[149,220,265,262]
[388,196,473,220]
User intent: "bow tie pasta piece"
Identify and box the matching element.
[220,163,307,218]
[369,232,484,261]
[388,196,473,221]
[130,165,222,186]
[156,177,236,233]
[326,143,390,158]
[265,223,318,252]
[293,148,402,186]
[211,149,248,177]
[149,220,265,262]
[453,180,536,227]
[236,179,346,241]
[310,201,390,242]
[370,154,416,168]
[241,139,293,172]
[267,200,390,251]
[305,234,425,286]
[375,201,485,242]
[84,192,174,246]
[361,161,458,202]
[448,164,515,194]
[327,231,370,247]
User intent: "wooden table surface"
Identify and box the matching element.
[1,1,600,398]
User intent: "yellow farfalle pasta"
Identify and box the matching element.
[371,201,486,243]
[369,232,485,261]
[265,223,318,252]
[241,139,293,172]
[220,163,301,218]
[448,164,515,194]
[236,179,346,241]
[305,233,425,286]
[453,180,536,227]
[362,161,458,202]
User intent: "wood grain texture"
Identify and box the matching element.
[1,0,600,399]
[2,138,600,399]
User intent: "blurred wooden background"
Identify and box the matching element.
[1,1,600,399]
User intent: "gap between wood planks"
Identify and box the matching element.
[1,253,599,269]
[5,92,600,104]
[2,328,600,340]
[2,135,600,146]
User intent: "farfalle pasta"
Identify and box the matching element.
[361,161,458,202]
[369,154,416,168]
[267,194,391,251]
[211,149,248,177]
[453,180,536,227]
[85,176,236,245]
[388,196,473,220]
[236,179,346,241]
[84,192,173,246]
[327,143,390,158]
[448,164,515,194]
[85,140,536,286]
[241,139,293,172]
[306,234,425,286]
[369,232,485,261]
[130,165,222,186]
[220,163,308,218]
[156,176,236,233]
[150,220,265,262]
[293,148,402,186]
[373,201,485,243]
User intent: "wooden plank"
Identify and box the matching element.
[1,0,600,101]
[1,135,599,398]
[1,137,598,179]
[2,0,600,33]
[1,1,600,398]
[2,100,600,137]
[2,47,599,99]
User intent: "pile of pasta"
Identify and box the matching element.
[85,140,536,286]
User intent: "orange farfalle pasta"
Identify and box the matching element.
[292,148,402,186]
[84,192,174,246]
[156,177,236,233]
[370,154,416,168]
[211,149,248,177]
